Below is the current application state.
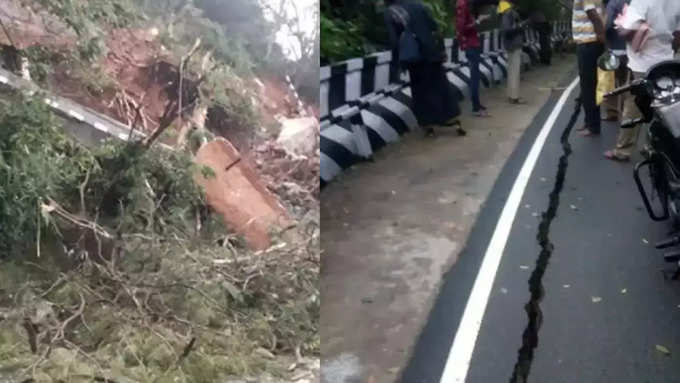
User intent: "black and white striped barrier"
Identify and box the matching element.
[319,22,571,187]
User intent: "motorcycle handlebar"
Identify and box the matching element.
[620,117,645,129]
[605,79,646,98]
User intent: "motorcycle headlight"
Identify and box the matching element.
[656,76,675,90]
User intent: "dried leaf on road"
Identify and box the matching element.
[642,238,649,244]
[563,284,571,288]
[656,345,671,356]
[591,296,602,303]
[520,265,529,270]
[570,204,578,211]
[621,288,627,294]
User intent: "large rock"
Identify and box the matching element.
[194,138,290,251]
[276,117,319,156]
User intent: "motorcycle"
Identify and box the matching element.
[606,60,680,275]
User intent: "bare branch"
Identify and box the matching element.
[0,13,16,48]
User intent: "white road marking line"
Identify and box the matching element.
[439,77,579,383]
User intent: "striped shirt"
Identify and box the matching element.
[572,0,603,44]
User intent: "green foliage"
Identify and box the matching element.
[321,15,366,64]
[159,4,255,76]
[202,65,256,119]
[321,0,455,64]
[321,0,566,63]
[151,4,261,130]
[0,94,215,256]
[421,0,455,38]
[34,0,139,62]
[0,96,95,254]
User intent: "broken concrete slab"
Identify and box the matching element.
[195,137,290,251]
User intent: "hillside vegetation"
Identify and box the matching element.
[0,1,320,381]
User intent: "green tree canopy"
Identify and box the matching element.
[321,0,567,64]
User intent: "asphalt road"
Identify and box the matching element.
[402,77,680,383]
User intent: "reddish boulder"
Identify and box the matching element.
[195,138,290,250]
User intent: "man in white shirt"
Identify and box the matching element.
[604,0,680,161]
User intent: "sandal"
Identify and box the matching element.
[603,150,630,162]
[443,119,466,136]
[442,119,467,135]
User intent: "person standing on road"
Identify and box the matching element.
[499,0,528,105]
[573,0,606,137]
[456,0,492,117]
[604,0,680,161]
[531,10,553,65]
[384,0,463,137]
[601,0,629,123]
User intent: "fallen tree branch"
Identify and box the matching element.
[42,197,113,240]
[22,317,38,354]
[79,168,91,216]
[177,336,196,365]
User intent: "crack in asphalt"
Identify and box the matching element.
[508,99,582,383]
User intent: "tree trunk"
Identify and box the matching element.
[176,103,208,150]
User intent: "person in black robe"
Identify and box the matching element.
[530,10,553,65]
[384,0,463,136]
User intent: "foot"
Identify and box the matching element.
[578,129,599,137]
[424,127,435,137]
[472,110,491,117]
[576,125,588,131]
[603,149,630,162]
[457,126,467,136]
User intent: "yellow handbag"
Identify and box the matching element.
[596,68,616,106]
